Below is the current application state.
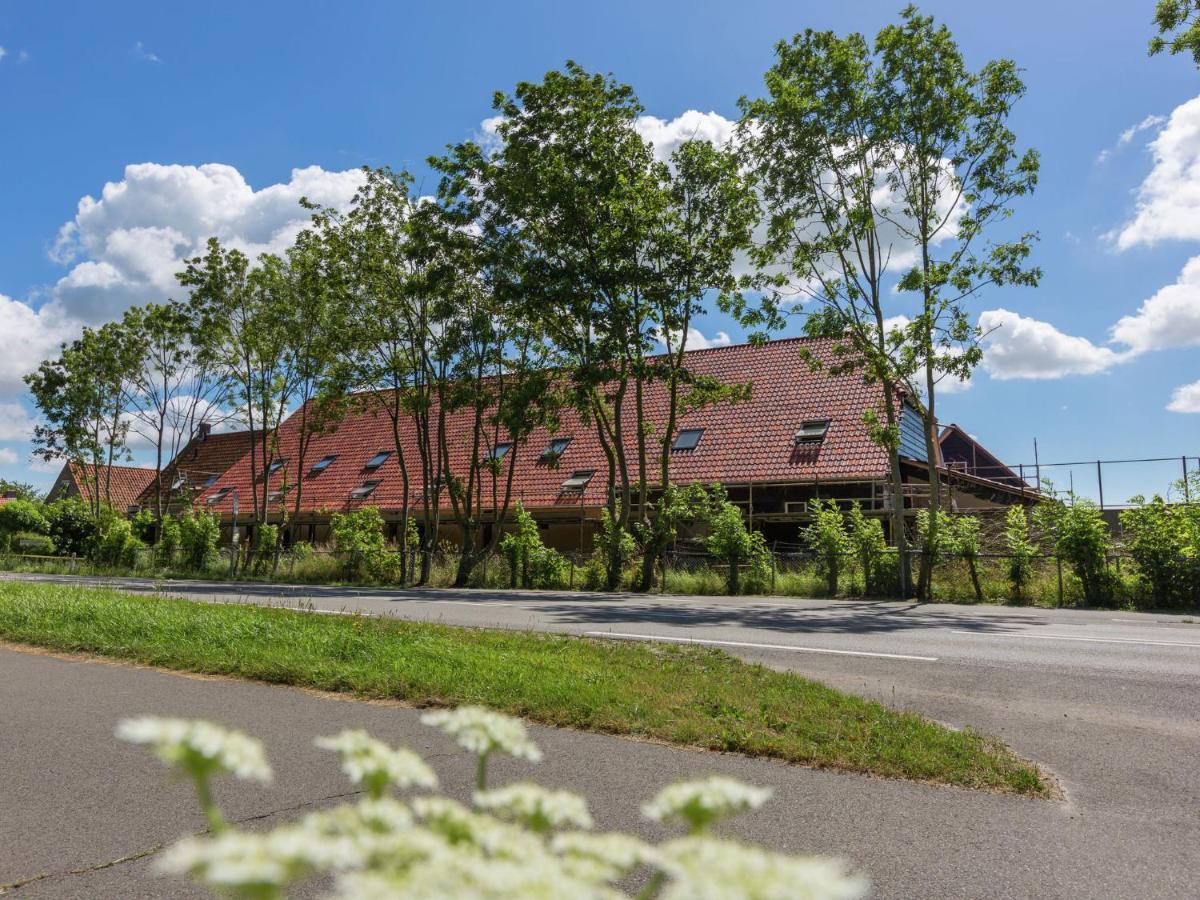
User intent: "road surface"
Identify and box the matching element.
[1,574,1198,897]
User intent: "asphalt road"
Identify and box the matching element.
[2,573,1199,898]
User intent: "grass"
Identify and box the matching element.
[0,580,1048,796]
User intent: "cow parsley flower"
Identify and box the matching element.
[474,782,593,833]
[157,830,308,892]
[657,836,869,900]
[411,796,543,860]
[551,831,658,882]
[421,706,541,788]
[315,729,438,797]
[116,717,272,783]
[642,777,772,833]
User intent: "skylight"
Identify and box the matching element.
[310,454,337,474]
[486,442,513,461]
[541,437,572,459]
[267,459,286,474]
[671,428,704,452]
[202,474,219,488]
[794,420,830,444]
[350,480,381,499]
[206,487,232,505]
[560,470,596,493]
[364,451,391,470]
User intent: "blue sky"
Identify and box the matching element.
[1,0,1198,502]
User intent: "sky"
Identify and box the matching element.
[1,0,1198,504]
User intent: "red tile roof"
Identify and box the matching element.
[53,461,158,512]
[198,338,896,517]
[134,430,258,509]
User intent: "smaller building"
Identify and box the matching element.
[49,461,157,514]
[132,424,258,516]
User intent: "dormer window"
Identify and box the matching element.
[671,428,704,452]
[794,420,830,444]
[364,451,391,470]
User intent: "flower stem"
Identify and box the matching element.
[475,752,489,791]
[192,772,227,835]
[636,870,667,900]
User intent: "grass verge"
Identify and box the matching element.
[0,580,1048,796]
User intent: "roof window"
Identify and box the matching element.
[671,428,704,452]
[541,437,572,459]
[310,454,337,474]
[267,459,286,474]
[486,442,513,461]
[364,451,391,470]
[206,487,232,505]
[560,470,596,493]
[201,473,219,488]
[350,480,381,500]
[794,420,830,444]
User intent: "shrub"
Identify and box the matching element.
[594,508,635,590]
[846,503,886,595]
[330,507,389,581]
[802,499,849,597]
[130,508,157,543]
[0,499,49,552]
[44,497,98,557]
[253,523,280,574]
[179,508,221,571]
[12,533,55,555]
[945,515,984,603]
[1121,495,1200,608]
[1004,506,1036,604]
[499,502,567,589]
[95,517,145,568]
[1035,497,1114,607]
[706,492,770,595]
[158,517,182,567]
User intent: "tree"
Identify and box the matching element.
[847,502,888,595]
[1150,1,1200,64]
[1035,496,1113,607]
[945,514,984,602]
[706,488,770,595]
[27,322,141,517]
[803,499,850,596]
[875,7,1040,600]
[740,27,916,593]
[0,481,42,502]
[1004,505,1036,604]
[44,496,98,557]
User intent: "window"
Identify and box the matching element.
[486,442,513,461]
[201,474,219,488]
[541,437,572,459]
[671,428,704,452]
[267,459,286,474]
[349,480,381,500]
[364,451,392,470]
[560,470,596,493]
[267,489,286,502]
[170,474,186,491]
[794,419,830,444]
[310,454,337,474]
[206,487,232,505]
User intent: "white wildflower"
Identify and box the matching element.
[157,830,305,890]
[642,776,772,832]
[117,717,272,782]
[421,706,542,762]
[657,836,869,900]
[474,782,593,833]
[551,831,658,882]
[315,729,438,795]
[411,796,544,859]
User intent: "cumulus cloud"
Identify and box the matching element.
[0,293,77,393]
[1114,96,1200,249]
[47,162,365,323]
[1167,380,1200,413]
[655,326,732,351]
[0,448,17,466]
[1096,113,1167,164]
[978,308,1125,380]
[634,110,738,162]
[0,403,36,442]
[1111,255,1200,354]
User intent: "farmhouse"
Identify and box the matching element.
[180,337,1034,550]
[48,460,157,514]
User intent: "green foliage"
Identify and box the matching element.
[158,516,182,566]
[95,516,145,568]
[942,515,984,603]
[44,497,98,557]
[1121,496,1200,608]
[130,508,156,543]
[846,503,887,595]
[253,523,280,574]
[179,508,221,571]
[11,533,55,555]
[595,508,636,590]
[0,500,49,551]
[705,491,770,595]
[0,481,42,503]
[1150,0,1200,64]
[802,499,849,596]
[330,507,392,581]
[1035,497,1114,607]
[499,502,567,589]
[1003,506,1037,604]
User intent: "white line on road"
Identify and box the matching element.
[952,630,1200,648]
[584,631,938,661]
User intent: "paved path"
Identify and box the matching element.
[2,574,1199,897]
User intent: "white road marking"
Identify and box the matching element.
[584,631,938,661]
[952,630,1200,648]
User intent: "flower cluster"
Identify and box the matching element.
[124,706,867,900]
[315,729,438,797]
[116,716,272,783]
[642,776,773,833]
[420,705,543,762]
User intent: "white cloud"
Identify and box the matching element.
[1096,113,1167,163]
[46,162,366,323]
[1114,96,1200,249]
[1167,380,1200,413]
[1111,254,1200,354]
[655,326,732,351]
[0,403,36,442]
[0,448,17,466]
[978,308,1125,380]
[634,110,738,162]
[133,41,161,64]
[0,47,6,62]
[0,293,78,393]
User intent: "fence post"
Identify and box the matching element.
[1096,460,1105,510]
[69,553,76,574]
[1184,457,1191,503]
[1056,555,1064,608]
[770,543,777,594]
[568,556,574,590]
